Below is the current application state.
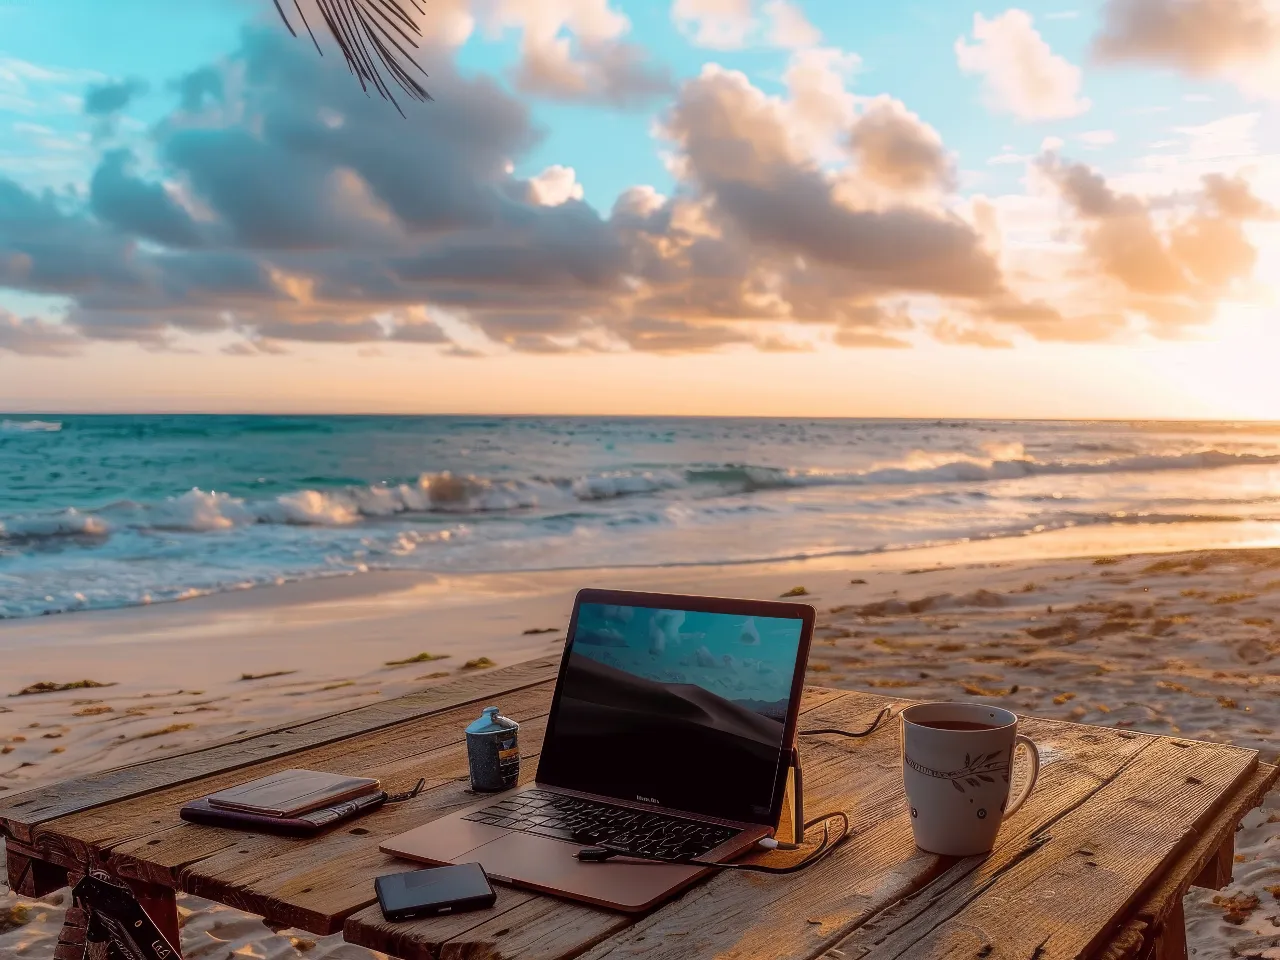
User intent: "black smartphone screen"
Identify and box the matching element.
[375,863,496,920]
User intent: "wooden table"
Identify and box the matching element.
[1,657,1274,960]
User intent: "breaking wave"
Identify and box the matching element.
[1,418,62,433]
[4,449,1279,545]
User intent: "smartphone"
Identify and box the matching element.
[374,863,496,921]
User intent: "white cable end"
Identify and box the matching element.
[757,837,801,851]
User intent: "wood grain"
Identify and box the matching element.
[1102,762,1276,960]
[6,667,1272,960]
[342,692,899,956]
[1151,900,1188,960]
[556,716,1150,960]
[0,657,562,843]
[837,738,1258,960]
[38,684,560,868]
[1191,836,1234,891]
[4,837,68,897]
[182,688,846,933]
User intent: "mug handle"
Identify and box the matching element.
[1003,734,1040,819]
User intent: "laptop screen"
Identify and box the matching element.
[537,597,809,825]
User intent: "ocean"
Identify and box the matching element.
[3,415,1280,619]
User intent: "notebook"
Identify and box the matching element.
[206,769,380,818]
[181,792,388,836]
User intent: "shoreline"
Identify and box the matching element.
[6,516,1280,631]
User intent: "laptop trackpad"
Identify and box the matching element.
[461,831,704,912]
[381,818,511,864]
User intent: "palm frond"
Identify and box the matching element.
[273,0,432,116]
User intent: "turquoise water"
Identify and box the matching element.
[4,414,1280,618]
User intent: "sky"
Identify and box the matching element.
[1,0,1279,418]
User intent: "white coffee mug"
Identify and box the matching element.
[900,702,1040,856]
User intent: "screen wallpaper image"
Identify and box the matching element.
[539,603,805,824]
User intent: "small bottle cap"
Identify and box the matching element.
[466,705,519,735]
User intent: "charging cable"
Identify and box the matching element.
[576,811,850,874]
[799,706,895,740]
[575,704,897,874]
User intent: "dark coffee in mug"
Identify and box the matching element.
[916,720,999,731]
[900,702,1041,856]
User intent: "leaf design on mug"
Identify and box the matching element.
[966,777,980,787]
[952,780,964,792]
[965,753,971,766]
[986,751,1002,762]
[978,774,994,783]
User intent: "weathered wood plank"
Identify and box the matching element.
[12,664,1271,960]
[1191,835,1234,891]
[1103,762,1276,960]
[174,688,849,934]
[37,684,561,869]
[839,738,1257,960]
[1152,899,1187,960]
[32,686,847,934]
[4,837,68,897]
[0,657,563,842]
[556,715,1151,960]
[342,692,911,955]
[345,882,630,960]
[180,715,554,932]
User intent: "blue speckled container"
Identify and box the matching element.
[465,706,520,792]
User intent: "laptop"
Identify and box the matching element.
[381,588,815,912]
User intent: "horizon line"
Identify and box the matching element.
[4,411,1280,426]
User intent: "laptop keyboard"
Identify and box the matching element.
[462,789,739,861]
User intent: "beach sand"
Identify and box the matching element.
[3,534,1279,958]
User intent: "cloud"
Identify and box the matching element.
[83,77,147,115]
[485,0,671,106]
[1093,0,1280,96]
[782,48,862,159]
[955,10,1091,120]
[0,33,1015,356]
[0,174,143,294]
[0,311,85,356]
[514,39,672,107]
[527,166,585,206]
[934,319,1015,348]
[1203,172,1278,219]
[673,0,755,49]
[671,0,824,50]
[611,315,752,352]
[764,1,820,49]
[89,149,204,247]
[665,66,1001,298]
[172,66,224,113]
[1035,152,1271,334]
[5,19,1265,360]
[850,97,954,192]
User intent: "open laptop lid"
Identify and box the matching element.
[536,589,815,828]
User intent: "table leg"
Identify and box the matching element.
[1149,899,1188,960]
[124,877,183,957]
[7,843,184,960]
[53,904,89,960]
[5,841,70,898]
[1191,836,1234,891]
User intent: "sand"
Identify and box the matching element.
[2,536,1279,959]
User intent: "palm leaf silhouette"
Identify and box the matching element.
[272,0,432,115]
